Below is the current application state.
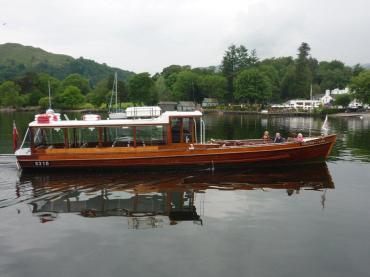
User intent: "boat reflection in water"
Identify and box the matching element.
[19,162,334,228]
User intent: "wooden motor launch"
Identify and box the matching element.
[14,108,336,169]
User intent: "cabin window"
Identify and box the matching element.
[182,118,192,143]
[110,127,134,147]
[136,126,166,146]
[77,128,99,147]
[33,128,66,149]
[171,119,181,143]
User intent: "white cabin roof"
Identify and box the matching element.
[29,111,203,128]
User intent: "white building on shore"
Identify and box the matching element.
[271,99,321,110]
[271,87,365,110]
[329,87,349,95]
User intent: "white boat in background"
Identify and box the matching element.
[126,106,161,118]
[109,109,127,119]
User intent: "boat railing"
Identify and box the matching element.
[19,127,30,150]
[200,118,206,144]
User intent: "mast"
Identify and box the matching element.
[48,80,52,109]
[109,72,118,113]
[115,72,118,113]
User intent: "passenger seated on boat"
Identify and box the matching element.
[262,131,271,143]
[80,142,88,148]
[184,131,191,143]
[274,132,285,143]
[295,133,304,142]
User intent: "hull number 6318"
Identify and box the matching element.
[34,161,50,166]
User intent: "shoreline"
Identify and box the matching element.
[204,109,321,116]
[329,112,370,118]
[1,107,369,117]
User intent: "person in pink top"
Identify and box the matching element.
[295,133,304,142]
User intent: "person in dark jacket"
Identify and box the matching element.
[274,132,285,143]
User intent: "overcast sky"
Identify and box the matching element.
[0,0,369,74]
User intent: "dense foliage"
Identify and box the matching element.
[349,70,370,104]
[234,68,272,104]
[0,42,369,109]
[334,94,352,107]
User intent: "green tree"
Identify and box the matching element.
[281,65,297,100]
[349,70,370,104]
[352,64,364,77]
[128,73,157,105]
[334,94,352,107]
[38,96,51,109]
[87,77,111,107]
[14,72,61,106]
[234,68,272,104]
[62,73,90,95]
[38,73,62,95]
[258,65,280,102]
[260,57,295,80]
[27,90,43,106]
[0,81,23,107]
[172,70,200,102]
[260,57,295,101]
[160,65,191,90]
[198,74,227,100]
[87,74,127,107]
[318,60,352,91]
[161,65,190,79]
[56,85,85,109]
[155,75,173,101]
[294,42,312,98]
[221,44,257,101]
[16,72,39,94]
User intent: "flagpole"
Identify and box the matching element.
[13,120,18,152]
[309,84,312,137]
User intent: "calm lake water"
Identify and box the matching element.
[0,112,370,277]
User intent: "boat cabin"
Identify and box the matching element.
[19,111,204,153]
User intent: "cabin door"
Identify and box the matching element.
[171,118,181,143]
[170,118,193,144]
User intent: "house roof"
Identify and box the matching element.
[313,94,324,100]
[202,98,218,102]
[158,101,177,105]
[178,101,195,106]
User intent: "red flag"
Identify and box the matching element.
[13,120,18,152]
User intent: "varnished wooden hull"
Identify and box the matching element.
[17,135,336,169]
